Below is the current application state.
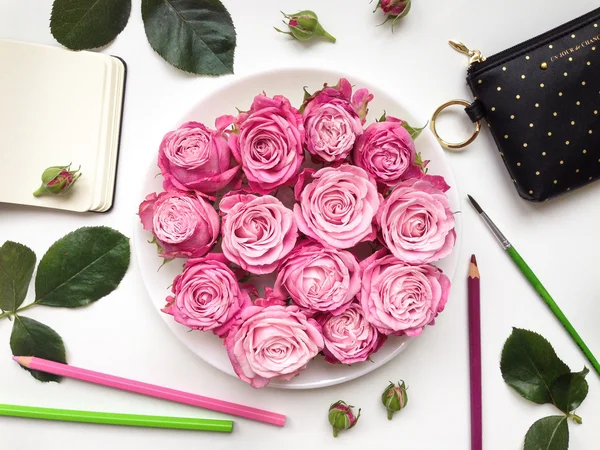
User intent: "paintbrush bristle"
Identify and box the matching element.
[467,195,483,214]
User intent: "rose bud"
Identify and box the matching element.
[382,381,408,420]
[275,10,336,43]
[374,0,412,30]
[33,164,81,197]
[328,400,360,437]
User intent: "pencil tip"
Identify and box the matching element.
[12,356,32,367]
[470,254,477,266]
[467,194,483,214]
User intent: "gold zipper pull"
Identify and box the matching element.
[448,40,486,65]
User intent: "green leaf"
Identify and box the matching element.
[0,242,36,312]
[401,121,427,140]
[35,227,130,308]
[524,416,569,450]
[500,328,570,405]
[141,0,236,75]
[10,315,67,382]
[551,367,589,414]
[50,0,132,50]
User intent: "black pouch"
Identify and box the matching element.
[453,8,600,202]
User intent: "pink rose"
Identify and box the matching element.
[293,165,381,249]
[316,303,386,364]
[158,121,240,195]
[273,240,360,315]
[303,79,372,162]
[229,94,305,194]
[138,190,220,259]
[359,250,450,336]
[220,192,298,274]
[377,178,456,264]
[225,305,324,388]
[162,254,251,338]
[353,116,416,187]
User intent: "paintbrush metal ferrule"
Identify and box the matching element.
[479,211,511,250]
[467,195,511,250]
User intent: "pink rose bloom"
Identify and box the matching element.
[273,240,360,315]
[359,250,451,336]
[225,305,324,388]
[139,190,220,259]
[220,192,298,274]
[229,94,305,194]
[303,79,372,162]
[158,121,240,195]
[316,303,386,364]
[353,116,416,187]
[377,178,456,264]
[162,254,251,338]
[294,165,381,249]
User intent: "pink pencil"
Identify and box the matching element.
[13,356,286,427]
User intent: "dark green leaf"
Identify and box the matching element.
[50,0,132,50]
[10,315,67,382]
[401,121,427,139]
[377,111,387,123]
[551,367,589,414]
[35,227,130,308]
[524,416,569,450]
[500,328,570,404]
[0,242,36,312]
[141,0,236,75]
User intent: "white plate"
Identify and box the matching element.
[133,68,462,389]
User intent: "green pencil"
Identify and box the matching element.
[467,195,600,376]
[0,404,233,433]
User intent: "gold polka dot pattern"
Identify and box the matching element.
[466,14,600,202]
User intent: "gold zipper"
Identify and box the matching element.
[448,40,486,65]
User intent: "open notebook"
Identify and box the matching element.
[0,39,126,213]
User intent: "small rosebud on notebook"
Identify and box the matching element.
[33,164,81,197]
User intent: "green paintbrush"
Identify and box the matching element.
[467,195,600,376]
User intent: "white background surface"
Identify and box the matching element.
[1,1,599,449]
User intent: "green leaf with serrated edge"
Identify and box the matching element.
[10,316,66,382]
[35,227,130,308]
[551,367,589,414]
[141,0,236,75]
[50,0,131,50]
[401,121,427,139]
[524,416,569,450]
[0,242,36,312]
[500,328,570,404]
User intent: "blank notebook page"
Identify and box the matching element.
[0,40,111,212]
